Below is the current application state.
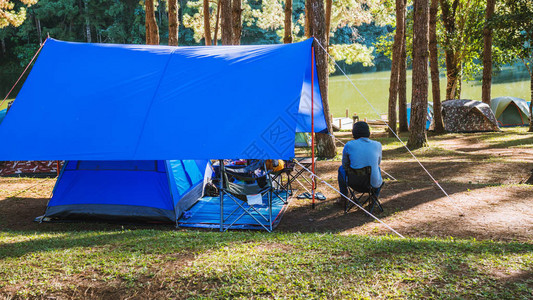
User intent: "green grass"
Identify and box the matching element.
[0,230,531,298]
[329,69,531,119]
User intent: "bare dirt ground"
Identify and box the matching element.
[0,129,532,242]
[279,129,533,241]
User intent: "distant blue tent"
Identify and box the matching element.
[0,109,6,124]
[407,102,434,130]
[0,38,327,161]
[43,160,212,222]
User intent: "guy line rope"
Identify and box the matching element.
[1,39,48,108]
[294,160,405,238]
[314,40,464,216]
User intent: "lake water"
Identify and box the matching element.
[329,67,531,119]
[2,66,530,117]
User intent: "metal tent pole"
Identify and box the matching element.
[219,159,224,232]
[311,46,316,209]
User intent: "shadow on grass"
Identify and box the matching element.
[381,145,493,161]
[1,224,532,260]
[2,233,531,299]
[484,134,533,149]
[278,180,485,234]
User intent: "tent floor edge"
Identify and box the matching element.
[43,204,176,224]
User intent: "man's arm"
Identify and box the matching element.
[378,143,382,166]
[342,146,351,170]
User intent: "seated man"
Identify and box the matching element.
[338,121,383,197]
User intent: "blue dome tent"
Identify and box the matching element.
[0,38,327,228]
[44,160,212,222]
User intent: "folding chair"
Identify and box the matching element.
[269,160,294,204]
[219,161,274,232]
[285,157,315,193]
[344,166,383,214]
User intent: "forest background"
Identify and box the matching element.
[2,0,529,104]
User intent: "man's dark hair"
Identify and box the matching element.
[352,121,370,139]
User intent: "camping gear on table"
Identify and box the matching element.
[441,99,500,133]
[490,96,530,127]
[266,159,285,172]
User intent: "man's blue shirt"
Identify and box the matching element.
[342,137,383,188]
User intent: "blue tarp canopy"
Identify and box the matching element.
[0,38,327,160]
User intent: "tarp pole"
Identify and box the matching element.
[311,46,316,209]
[56,161,60,177]
[219,159,224,232]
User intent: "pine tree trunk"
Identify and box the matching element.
[456,68,462,99]
[84,0,91,43]
[284,0,292,43]
[407,0,429,149]
[304,0,311,38]
[35,16,42,44]
[309,0,336,158]
[203,0,212,45]
[0,37,5,56]
[398,0,408,133]
[325,0,332,45]
[145,0,160,45]
[168,0,179,46]
[429,0,444,132]
[481,0,495,104]
[231,0,241,45]
[178,0,184,25]
[440,0,457,100]
[214,0,221,45]
[158,0,163,27]
[220,0,233,45]
[445,52,458,99]
[387,0,406,137]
